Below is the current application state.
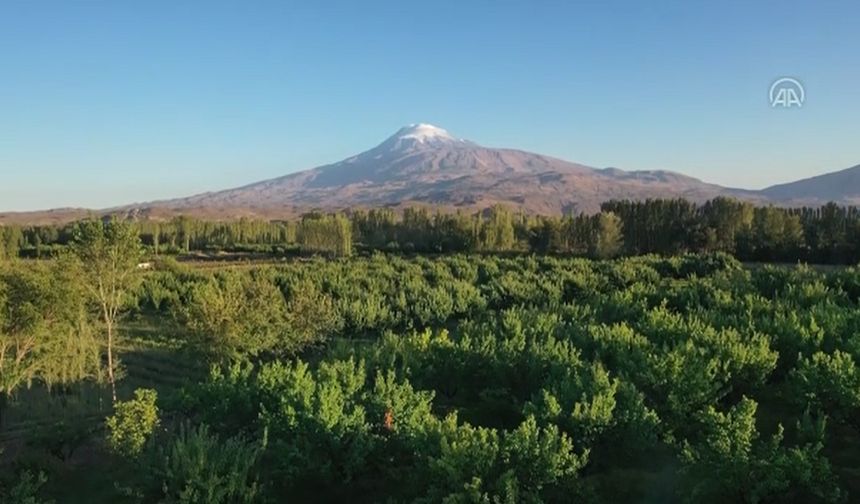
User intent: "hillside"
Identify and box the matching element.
[2,125,857,224]
[133,124,752,216]
[761,164,860,205]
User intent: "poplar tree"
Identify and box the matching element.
[591,211,624,259]
[72,218,142,402]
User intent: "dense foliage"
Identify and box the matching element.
[7,197,860,263]
[106,389,160,457]
[3,245,860,502]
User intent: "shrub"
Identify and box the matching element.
[106,388,160,457]
[155,423,263,504]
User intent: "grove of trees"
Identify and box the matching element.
[6,197,860,263]
[3,215,860,502]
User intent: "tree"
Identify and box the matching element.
[180,271,289,362]
[0,267,41,427]
[0,468,54,504]
[0,226,23,262]
[173,216,195,252]
[72,218,142,402]
[591,211,624,259]
[38,257,105,391]
[0,261,101,426]
[680,397,842,503]
[700,197,753,252]
[481,205,516,252]
[281,280,340,353]
[297,214,352,257]
[106,388,160,457]
[154,423,263,504]
[789,350,860,428]
[422,415,587,502]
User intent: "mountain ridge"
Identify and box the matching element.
[137,124,759,216]
[760,164,860,205]
[1,124,857,224]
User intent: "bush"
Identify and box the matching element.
[106,388,160,457]
[0,470,53,504]
[155,423,263,504]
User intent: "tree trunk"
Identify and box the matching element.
[106,319,117,403]
[0,391,7,429]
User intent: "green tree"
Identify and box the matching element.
[282,280,340,353]
[680,397,842,503]
[0,226,23,262]
[154,423,263,504]
[789,350,860,428]
[591,211,624,259]
[72,218,142,402]
[700,197,753,252]
[0,269,40,426]
[297,214,352,257]
[422,415,587,503]
[106,388,160,457]
[481,205,516,252]
[180,271,288,362]
[0,469,54,504]
[0,261,101,426]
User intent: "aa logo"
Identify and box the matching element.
[770,78,805,108]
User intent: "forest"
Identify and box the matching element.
[2,200,860,502]
[3,197,860,264]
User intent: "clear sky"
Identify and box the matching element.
[1,0,858,211]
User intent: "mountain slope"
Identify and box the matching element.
[148,124,749,215]
[761,164,860,205]
[6,124,853,225]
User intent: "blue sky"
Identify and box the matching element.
[1,0,858,211]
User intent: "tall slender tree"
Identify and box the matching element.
[72,218,142,402]
[591,211,624,259]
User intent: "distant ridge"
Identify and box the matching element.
[2,124,857,224]
[130,124,758,216]
[760,164,860,205]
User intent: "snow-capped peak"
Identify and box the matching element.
[396,124,454,142]
[380,123,470,152]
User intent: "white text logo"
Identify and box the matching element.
[770,77,805,108]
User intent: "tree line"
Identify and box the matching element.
[3,196,860,263]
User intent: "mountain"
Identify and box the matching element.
[2,124,856,225]
[140,124,753,216]
[760,164,860,205]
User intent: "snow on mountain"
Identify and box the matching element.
[378,123,472,152]
[5,123,856,224]
[136,123,744,215]
[396,124,454,142]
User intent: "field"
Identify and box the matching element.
[3,253,860,502]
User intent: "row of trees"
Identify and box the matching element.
[354,206,625,257]
[2,205,626,259]
[602,198,860,263]
[5,197,860,262]
[137,216,295,254]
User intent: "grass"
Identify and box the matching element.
[1,314,202,443]
[0,313,205,502]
